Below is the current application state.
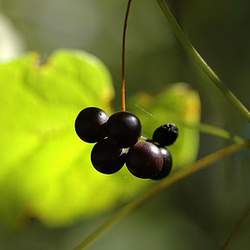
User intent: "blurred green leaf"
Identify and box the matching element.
[0,50,147,227]
[0,51,200,228]
[129,83,201,168]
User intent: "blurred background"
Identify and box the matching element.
[0,0,250,249]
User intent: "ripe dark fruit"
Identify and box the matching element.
[153,123,179,146]
[107,111,141,148]
[151,147,172,180]
[91,138,126,174]
[75,107,109,143]
[126,141,163,179]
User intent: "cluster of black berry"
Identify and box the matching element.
[75,107,178,180]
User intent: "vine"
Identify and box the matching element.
[157,0,250,122]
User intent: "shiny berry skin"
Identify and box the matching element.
[152,123,179,146]
[126,141,163,179]
[91,138,126,174]
[151,147,172,180]
[75,107,109,143]
[106,112,141,148]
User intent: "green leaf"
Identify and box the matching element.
[0,51,200,228]
[0,50,147,227]
[128,83,201,168]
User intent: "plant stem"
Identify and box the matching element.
[183,121,245,143]
[74,141,250,250]
[156,0,250,122]
[222,207,250,250]
[121,0,133,112]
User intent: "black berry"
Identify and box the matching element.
[75,107,109,143]
[151,147,172,180]
[91,138,126,174]
[107,111,141,148]
[152,123,179,146]
[126,141,163,179]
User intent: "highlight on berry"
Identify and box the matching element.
[74,107,179,180]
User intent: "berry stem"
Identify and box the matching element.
[121,0,133,112]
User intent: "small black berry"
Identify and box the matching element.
[151,147,172,180]
[126,141,163,179]
[91,138,126,174]
[75,107,109,143]
[107,111,141,148]
[153,123,179,146]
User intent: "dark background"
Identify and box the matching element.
[0,0,250,249]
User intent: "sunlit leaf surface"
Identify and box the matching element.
[0,51,200,227]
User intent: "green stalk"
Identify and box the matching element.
[156,0,250,122]
[74,141,250,250]
[184,122,245,143]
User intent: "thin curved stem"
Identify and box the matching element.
[222,207,250,250]
[74,141,250,250]
[121,0,133,111]
[156,0,250,122]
